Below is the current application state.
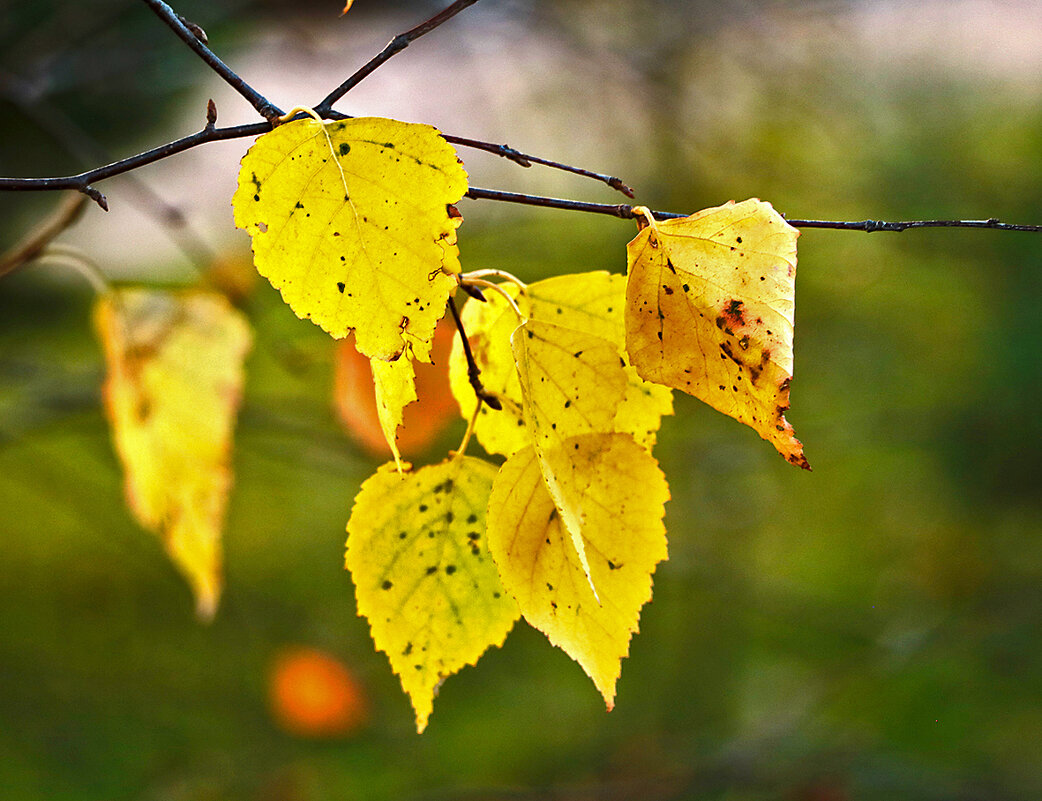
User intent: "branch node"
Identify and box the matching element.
[176,14,208,44]
[82,185,108,211]
[206,99,218,129]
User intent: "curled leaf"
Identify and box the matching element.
[625,199,808,468]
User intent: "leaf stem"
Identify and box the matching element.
[447,295,502,411]
[461,278,525,320]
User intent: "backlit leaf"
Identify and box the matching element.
[512,319,628,591]
[346,457,519,732]
[625,199,809,468]
[95,288,252,619]
[448,286,528,457]
[526,273,673,449]
[449,272,671,456]
[233,116,467,360]
[371,349,418,470]
[486,436,669,708]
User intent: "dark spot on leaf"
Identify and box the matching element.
[419,504,428,512]
[736,236,743,243]
[467,513,478,524]
[445,565,456,575]
[445,512,454,523]
[337,282,345,293]
[546,583,554,591]
[467,531,480,540]
[339,142,350,155]
[663,285,673,295]
[426,566,438,575]
[403,642,412,655]
[381,580,393,590]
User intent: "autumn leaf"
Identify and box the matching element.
[512,319,628,591]
[371,349,418,470]
[341,0,355,13]
[448,285,528,457]
[448,272,672,457]
[346,457,519,732]
[232,116,467,360]
[335,319,457,458]
[486,436,669,708]
[526,273,673,449]
[625,199,809,469]
[95,288,252,619]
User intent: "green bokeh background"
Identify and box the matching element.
[3,2,1042,799]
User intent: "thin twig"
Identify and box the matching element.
[782,217,1042,233]
[0,192,89,279]
[443,135,635,197]
[447,295,502,411]
[463,188,1042,232]
[0,119,272,208]
[315,0,482,114]
[1,75,214,265]
[139,0,283,121]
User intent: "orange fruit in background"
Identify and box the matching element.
[333,316,459,457]
[269,647,368,737]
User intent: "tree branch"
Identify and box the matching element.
[0,114,270,209]
[443,135,634,197]
[0,193,88,279]
[139,0,283,121]
[463,187,1042,232]
[314,0,483,115]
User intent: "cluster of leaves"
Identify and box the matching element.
[228,115,803,731]
[91,113,805,730]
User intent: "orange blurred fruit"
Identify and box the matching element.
[333,316,459,457]
[269,647,368,737]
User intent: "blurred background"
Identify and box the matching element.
[3,0,1042,798]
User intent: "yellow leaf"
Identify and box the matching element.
[625,199,809,469]
[345,457,519,732]
[232,116,467,360]
[371,348,418,470]
[95,289,252,620]
[526,272,673,449]
[486,436,669,708]
[341,0,354,13]
[511,319,628,593]
[448,286,528,457]
[448,272,672,455]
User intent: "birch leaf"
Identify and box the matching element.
[233,116,467,360]
[625,199,809,468]
[526,273,673,449]
[371,348,418,470]
[511,319,628,592]
[95,288,252,620]
[448,272,671,456]
[448,286,528,457]
[486,436,669,708]
[346,457,519,732]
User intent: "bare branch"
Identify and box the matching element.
[0,119,271,205]
[315,0,483,115]
[444,135,635,197]
[139,0,283,121]
[463,188,1042,232]
[0,193,89,279]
